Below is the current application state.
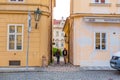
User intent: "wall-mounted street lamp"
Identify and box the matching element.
[34,8,42,29]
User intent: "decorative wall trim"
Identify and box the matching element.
[84,17,120,23]
[89,3,111,7]
[0,10,50,17]
[53,27,63,29]
[0,3,49,9]
[70,13,120,18]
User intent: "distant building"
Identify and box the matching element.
[53,18,65,50]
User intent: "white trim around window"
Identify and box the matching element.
[7,24,24,51]
[94,32,107,51]
[9,0,25,3]
[91,0,109,4]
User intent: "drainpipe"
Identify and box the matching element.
[50,0,53,63]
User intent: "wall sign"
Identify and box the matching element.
[84,17,120,23]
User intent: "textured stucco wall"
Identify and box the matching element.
[73,17,120,66]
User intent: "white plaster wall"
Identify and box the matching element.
[117,0,120,3]
[117,7,120,14]
[91,7,110,14]
[75,17,120,67]
[73,18,81,65]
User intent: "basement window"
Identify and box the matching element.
[9,60,21,66]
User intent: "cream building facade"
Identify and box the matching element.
[53,18,65,50]
[64,0,120,67]
[0,0,55,67]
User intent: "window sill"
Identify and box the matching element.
[94,49,107,51]
[7,48,23,51]
[90,3,111,7]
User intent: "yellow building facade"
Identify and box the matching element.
[64,0,120,67]
[0,0,55,67]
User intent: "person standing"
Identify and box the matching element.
[62,48,67,64]
[55,49,60,64]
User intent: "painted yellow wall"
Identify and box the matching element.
[0,0,49,5]
[0,0,54,67]
[63,20,69,50]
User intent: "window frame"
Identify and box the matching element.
[94,32,107,50]
[56,31,59,37]
[9,0,24,3]
[95,0,105,3]
[92,0,109,4]
[7,24,24,51]
[61,42,64,47]
[56,42,59,48]
[61,32,64,37]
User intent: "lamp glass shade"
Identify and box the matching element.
[64,34,67,42]
[34,8,41,21]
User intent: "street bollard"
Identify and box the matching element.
[42,56,47,67]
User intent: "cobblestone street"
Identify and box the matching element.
[0,60,120,80]
[0,70,120,80]
[0,59,119,80]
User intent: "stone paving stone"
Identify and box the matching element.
[80,66,115,70]
[0,61,120,80]
[0,70,120,80]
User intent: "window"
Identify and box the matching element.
[10,0,24,2]
[56,42,59,48]
[9,60,21,66]
[95,33,106,50]
[95,0,105,3]
[61,32,64,37]
[56,31,59,37]
[61,43,64,47]
[8,24,23,51]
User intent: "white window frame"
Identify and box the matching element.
[9,0,24,3]
[92,0,109,3]
[7,24,24,51]
[61,32,64,37]
[61,43,64,47]
[56,31,59,37]
[56,41,59,48]
[94,32,107,50]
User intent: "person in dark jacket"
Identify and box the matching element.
[56,49,60,64]
[62,48,67,64]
